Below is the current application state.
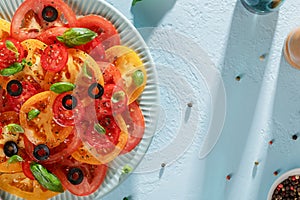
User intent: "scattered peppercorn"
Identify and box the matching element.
[226,174,231,180]
[161,163,166,168]
[254,161,259,166]
[187,102,193,107]
[269,140,274,145]
[273,171,279,176]
[292,134,298,140]
[235,76,241,81]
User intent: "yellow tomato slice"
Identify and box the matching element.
[105,46,147,104]
[0,18,10,40]
[0,111,24,173]
[20,39,48,89]
[19,91,73,148]
[71,144,103,165]
[0,172,60,200]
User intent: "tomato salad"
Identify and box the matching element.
[0,0,147,199]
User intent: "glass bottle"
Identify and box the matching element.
[241,0,285,14]
[284,28,300,70]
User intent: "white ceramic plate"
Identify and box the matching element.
[0,0,159,199]
[267,168,300,200]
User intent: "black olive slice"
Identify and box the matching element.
[42,6,58,22]
[6,80,23,96]
[67,168,84,185]
[88,83,104,99]
[4,141,18,157]
[33,144,50,161]
[62,94,77,110]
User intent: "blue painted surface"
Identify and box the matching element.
[100,0,300,200]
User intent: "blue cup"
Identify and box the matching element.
[241,0,285,14]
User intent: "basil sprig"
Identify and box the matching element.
[5,40,19,59]
[0,59,32,76]
[28,109,40,120]
[132,0,143,6]
[30,163,64,193]
[50,82,76,94]
[5,124,24,133]
[8,155,23,164]
[94,123,106,134]
[132,70,144,86]
[57,28,97,47]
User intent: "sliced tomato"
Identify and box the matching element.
[120,101,145,154]
[105,46,147,104]
[7,81,39,112]
[11,0,77,41]
[0,85,13,112]
[0,18,11,40]
[22,159,35,180]
[53,92,85,127]
[19,91,73,148]
[24,129,81,165]
[0,38,25,69]
[77,37,106,62]
[79,115,128,164]
[0,111,26,173]
[95,84,127,118]
[53,156,107,196]
[37,26,68,45]
[0,172,60,200]
[41,43,68,72]
[98,62,122,85]
[77,15,120,50]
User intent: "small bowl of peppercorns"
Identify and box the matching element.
[268,168,300,200]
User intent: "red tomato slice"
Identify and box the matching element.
[53,156,107,196]
[0,38,25,69]
[85,116,121,153]
[98,62,122,85]
[121,101,145,154]
[11,0,77,41]
[22,160,35,180]
[37,26,68,45]
[77,15,120,50]
[53,92,85,127]
[24,129,81,165]
[7,81,39,112]
[0,86,13,112]
[41,43,68,72]
[95,84,127,118]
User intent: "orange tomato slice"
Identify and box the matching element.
[0,172,60,200]
[19,91,73,148]
[105,46,147,104]
[0,111,24,173]
[0,18,10,40]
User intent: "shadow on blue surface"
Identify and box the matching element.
[257,50,300,199]
[130,0,176,28]
[196,0,280,199]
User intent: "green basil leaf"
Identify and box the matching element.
[121,165,133,174]
[83,62,93,79]
[132,70,144,86]
[0,62,23,76]
[28,109,40,120]
[111,91,126,103]
[30,163,64,193]
[5,40,19,58]
[50,82,76,94]
[5,124,24,133]
[132,0,143,6]
[8,155,23,164]
[57,28,97,47]
[94,123,106,134]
